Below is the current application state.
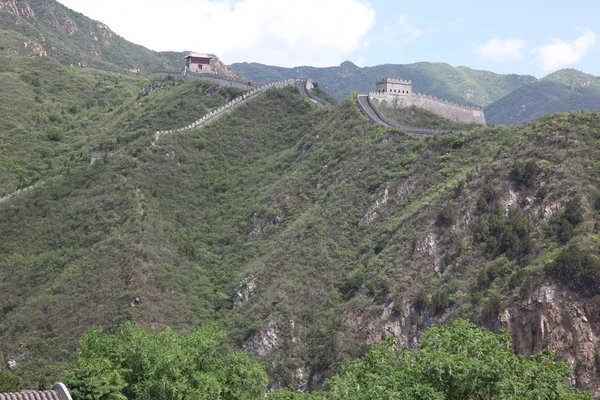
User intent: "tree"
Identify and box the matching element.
[280,319,591,400]
[65,323,268,400]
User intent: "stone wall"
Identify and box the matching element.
[369,93,486,125]
[151,70,255,90]
[153,79,298,143]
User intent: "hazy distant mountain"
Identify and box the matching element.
[485,69,600,125]
[230,60,535,107]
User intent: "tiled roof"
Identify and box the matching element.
[185,52,213,59]
[0,390,60,399]
[0,383,72,400]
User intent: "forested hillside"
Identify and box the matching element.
[1,2,600,396]
[2,69,600,394]
[485,69,600,125]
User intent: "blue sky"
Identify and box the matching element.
[360,0,599,77]
[58,0,598,77]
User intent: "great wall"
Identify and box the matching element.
[0,73,484,206]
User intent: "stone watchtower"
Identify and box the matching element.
[184,52,213,73]
[375,77,412,96]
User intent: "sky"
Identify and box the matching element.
[56,0,599,77]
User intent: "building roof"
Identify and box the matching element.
[0,383,72,400]
[185,52,213,59]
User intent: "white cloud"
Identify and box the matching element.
[378,14,431,48]
[476,38,526,61]
[396,14,430,43]
[57,0,375,67]
[533,29,596,71]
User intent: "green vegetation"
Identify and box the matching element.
[269,319,591,399]
[3,75,600,391]
[510,160,540,189]
[233,62,600,127]
[485,69,600,125]
[310,83,337,105]
[545,246,600,297]
[0,0,180,73]
[65,323,267,400]
[230,60,534,107]
[0,371,22,393]
[2,15,600,392]
[0,52,243,195]
[64,320,592,399]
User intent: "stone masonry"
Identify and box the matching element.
[369,77,486,125]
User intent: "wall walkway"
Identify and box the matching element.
[154,78,298,143]
[357,94,451,135]
[297,79,330,106]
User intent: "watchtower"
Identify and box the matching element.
[185,52,213,73]
[375,77,412,96]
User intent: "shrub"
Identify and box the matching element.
[46,126,63,142]
[594,191,600,212]
[0,371,21,392]
[65,323,268,400]
[545,245,600,296]
[552,197,584,244]
[510,160,540,188]
[436,202,456,228]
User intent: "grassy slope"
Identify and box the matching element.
[2,67,600,393]
[485,69,600,125]
[229,60,535,107]
[0,45,244,196]
[0,0,179,72]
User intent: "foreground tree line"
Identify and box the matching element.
[5,320,581,399]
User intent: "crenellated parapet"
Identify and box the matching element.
[376,77,412,85]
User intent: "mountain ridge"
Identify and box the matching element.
[229,60,536,108]
[0,0,179,72]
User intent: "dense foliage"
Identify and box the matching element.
[268,320,591,399]
[3,51,600,393]
[65,323,267,400]
[0,371,22,393]
[545,245,600,297]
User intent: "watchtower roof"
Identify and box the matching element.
[185,52,213,59]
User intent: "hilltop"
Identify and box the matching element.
[0,0,179,72]
[485,69,600,125]
[232,62,600,126]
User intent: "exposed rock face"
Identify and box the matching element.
[234,276,257,308]
[362,177,419,224]
[243,320,282,357]
[0,0,34,17]
[504,284,600,394]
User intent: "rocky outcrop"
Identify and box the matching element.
[504,284,600,394]
[243,320,283,357]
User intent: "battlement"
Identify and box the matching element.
[376,77,412,85]
[368,91,486,125]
